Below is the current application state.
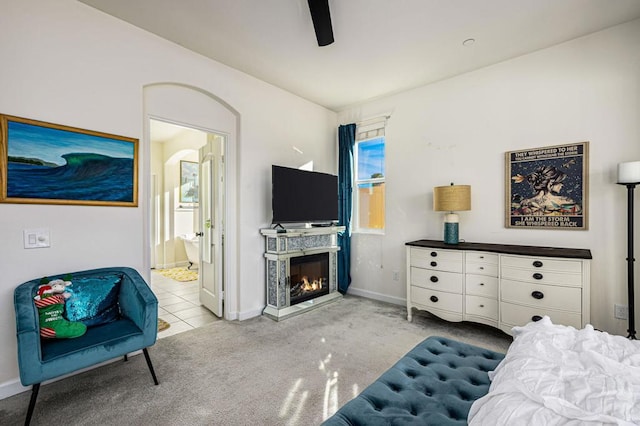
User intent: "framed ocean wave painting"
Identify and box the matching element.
[0,114,138,207]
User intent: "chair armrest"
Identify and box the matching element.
[117,267,158,345]
[14,280,43,385]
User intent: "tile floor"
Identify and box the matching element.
[150,269,219,339]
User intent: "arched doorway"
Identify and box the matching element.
[142,83,240,323]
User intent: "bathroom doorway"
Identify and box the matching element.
[149,118,225,335]
[143,82,240,328]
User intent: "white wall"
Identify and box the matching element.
[0,0,336,394]
[339,19,640,336]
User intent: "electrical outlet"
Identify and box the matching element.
[614,304,628,320]
[393,271,400,281]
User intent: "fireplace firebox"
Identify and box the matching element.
[290,253,330,305]
[261,226,344,320]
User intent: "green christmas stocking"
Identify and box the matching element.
[35,295,87,339]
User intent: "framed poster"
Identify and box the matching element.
[506,142,588,229]
[179,160,199,203]
[0,114,138,206]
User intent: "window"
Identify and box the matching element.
[354,120,386,233]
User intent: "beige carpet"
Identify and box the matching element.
[0,295,512,426]
[156,267,198,282]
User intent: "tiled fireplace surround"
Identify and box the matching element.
[261,226,344,320]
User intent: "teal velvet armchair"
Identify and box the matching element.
[14,267,159,425]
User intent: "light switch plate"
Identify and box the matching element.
[24,228,50,249]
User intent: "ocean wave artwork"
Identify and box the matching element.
[8,153,134,201]
[2,115,137,206]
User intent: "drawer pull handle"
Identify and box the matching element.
[531,291,544,300]
[430,261,437,267]
[532,315,543,322]
[533,273,544,280]
[479,256,484,259]
[430,295,439,303]
[479,283,485,286]
[479,266,484,270]
[430,276,439,283]
[479,304,484,308]
[533,260,543,268]
[430,251,438,257]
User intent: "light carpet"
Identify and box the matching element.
[0,295,512,426]
[156,267,198,282]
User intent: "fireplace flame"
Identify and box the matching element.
[301,276,322,291]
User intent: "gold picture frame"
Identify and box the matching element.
[0,114,138,207]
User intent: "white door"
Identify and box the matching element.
[198,134,224,317]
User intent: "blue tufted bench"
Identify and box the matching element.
[322,336,505,425]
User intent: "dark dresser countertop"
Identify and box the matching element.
[406,239,592,260]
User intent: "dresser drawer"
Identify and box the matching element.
[501,266,582,287]
[465,262,498,277]
[411,286,462,314]
[501,302,582,329]
[501,255,582,273]
[411,248,463,273]
[465,274,498,298]
[410,267,463,293]
[465,252,498,265]
[465,295,498,320]
[501,279,582,312]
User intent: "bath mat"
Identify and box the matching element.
[156,267,198,282]
[158,318,171,332]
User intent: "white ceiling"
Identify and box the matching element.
[79,0,640,112]
[150,119,202,143]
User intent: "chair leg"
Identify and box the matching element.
[124,354,128,362]
[143,348,159,385]
[25,383,40,426]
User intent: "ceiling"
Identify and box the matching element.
[149,119,203,143]
[79,0,640,112]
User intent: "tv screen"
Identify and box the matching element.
[271,165,339,225]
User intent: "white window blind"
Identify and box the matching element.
[356,117,386,141]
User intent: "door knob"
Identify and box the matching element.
[195,232,204,237]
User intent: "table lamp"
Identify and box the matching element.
[433,183,471,244]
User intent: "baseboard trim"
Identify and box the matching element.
[0,378,28,400]
[153,262,188,270]
[346,287,406,306]
[237,307,263,321]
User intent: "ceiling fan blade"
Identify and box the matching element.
[308,0,334,46]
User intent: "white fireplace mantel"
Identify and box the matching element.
[260,226,345,321]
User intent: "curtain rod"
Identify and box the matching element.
[339,114,391,127]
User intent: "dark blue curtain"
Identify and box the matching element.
[338,123,356,294]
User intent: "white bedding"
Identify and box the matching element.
[468,317,640,425]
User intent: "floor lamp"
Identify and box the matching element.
[618,161,640,340]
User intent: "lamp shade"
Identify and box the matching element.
[434,185,471,212]
[618,161,640,184]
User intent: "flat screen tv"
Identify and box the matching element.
[271,165,339,225]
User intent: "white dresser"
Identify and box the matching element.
[406,240,591,335]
